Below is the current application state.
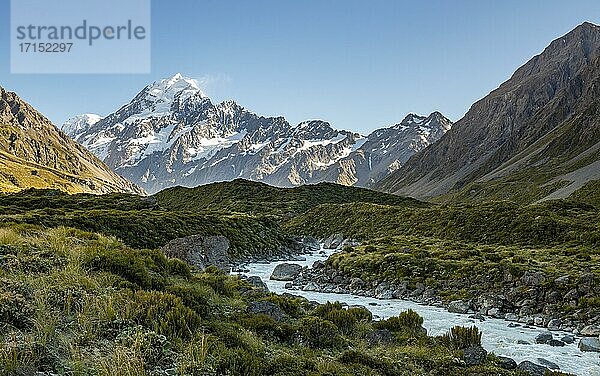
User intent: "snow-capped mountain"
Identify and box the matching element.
[60,114,102,140]
[64,74,451,193]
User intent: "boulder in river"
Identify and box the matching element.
[547,339,565,347]
[270,263,303,281]
[161,235,230,271]
[534,332,553,344]
[536,358,559,370]
[561,335,575,344]
[448,300,470,314]
[517,361,549,376]
[323,233,344,249]
[578,337,600,352]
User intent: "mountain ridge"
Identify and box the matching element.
[0,86,144,195]
[63,74,452,193]
[376,22,600,203]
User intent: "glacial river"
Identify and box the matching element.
[240,247,600,376]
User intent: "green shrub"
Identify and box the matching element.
[373,309,424,335]
[130,291,201,339]
[323,309,358,334]
[116,325,174,370]
[440,326,482,350]
[347,306,373,322]
[266,354,317,376]
[299,317,344,349]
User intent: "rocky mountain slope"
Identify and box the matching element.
[63,74,451,193]
[0,86,143,194]
[376,22,600,203]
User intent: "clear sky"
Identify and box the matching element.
[1,0,599,134]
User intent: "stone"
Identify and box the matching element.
[496,356,517,370]
[270,263,303,281]
[535,332,553,344]
[580,324,600,337]
[533,316,544,326]
[536,358,559,370]
[546,318,561,331]
[468,313,486,322]
[161,235,230,271]
[547,339,565,347]
[553,275,569,286]
[517,361,549,376]
[303,282,318,291]
[299,236,320,252]
[365,329,394,346]
[463,346,487,366]
[505,313,518,321]
[560,335,575,344]
[323,233,344,249]
[578,337,600,352]
[247,301,284,321]
[448,300,470,314]
[517,340,531,345]
[488,308,503,318]
[520,271,546,286]
[246,276,269,292]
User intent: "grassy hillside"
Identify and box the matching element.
[0,224,522,375]
[285,200,600,248]
[155,179,427,217]
[0,189,290,260]
[570,179,600,207]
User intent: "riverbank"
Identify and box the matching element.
[239,245,600,376]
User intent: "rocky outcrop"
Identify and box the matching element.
[161,235,230,271]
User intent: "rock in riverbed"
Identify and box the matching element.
[270,263,303,281]
[578,337,600,352]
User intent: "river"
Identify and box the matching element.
[240,246,600,376]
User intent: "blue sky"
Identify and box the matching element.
[1,0,599,134]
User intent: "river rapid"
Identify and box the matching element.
[239,247,600,376]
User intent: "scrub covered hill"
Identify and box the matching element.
[154,178,427,217]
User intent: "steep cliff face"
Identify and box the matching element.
[0,86,143,194]
[377,22,600,203]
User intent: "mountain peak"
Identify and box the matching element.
[402,113,427,125]
[148,73,205,99]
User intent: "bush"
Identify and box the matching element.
[440,326,482,350]
[299,317,344,349]
[347,306,373,322]
[130,291,202,339]
[323,309,358,334]
[373,309,424,335]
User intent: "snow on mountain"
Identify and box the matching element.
[62,74,452,193]
[60,114,102,141]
